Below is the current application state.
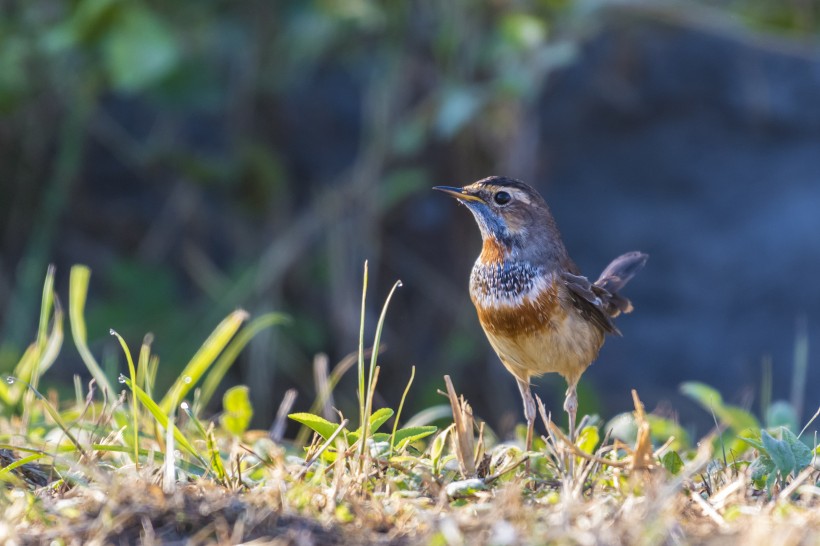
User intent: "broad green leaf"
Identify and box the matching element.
[738,429,765,452]
[721,407,760,433]
[289,413,344,441]
[576,426,600,455]
[781,427,813,472]
[680,382,724,409]
[750,455,775,489]
[766,401,798,432]
[393,426,437,449]
[69,265,114,395]
[647,415,690,450]
[680,382,760,432]
[369,407,394,433]
[661,451,684,475]
[349,408,395,442]
[159,310,248,414]
[762,429,794,476]
[103,7,179,92]
[220,386,253,437]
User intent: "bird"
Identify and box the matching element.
[434,176,647,451]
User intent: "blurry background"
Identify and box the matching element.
[1,0,819,436]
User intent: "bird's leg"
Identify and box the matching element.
[563,385,578,444]
[516,378,536,454]
[563,384,579,478]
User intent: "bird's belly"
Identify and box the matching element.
[482,308,605,386]
[470,261,605,385]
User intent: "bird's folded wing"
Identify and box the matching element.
[560,272,621,336]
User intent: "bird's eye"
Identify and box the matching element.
[494,191,511,205]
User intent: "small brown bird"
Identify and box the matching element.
[435,176,647,449]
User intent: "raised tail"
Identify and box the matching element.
[594,251,648,317]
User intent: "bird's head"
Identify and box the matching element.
[434,176,561,257]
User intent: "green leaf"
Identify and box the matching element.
[661,451,684,475]
[120,376,207,469]
[393,426,437,449]
[750,455,775,489]
[220,386,253,437]
[197,313,289,410]
[348,407,395,442]
[576,426,599,455]
[369,407,394,433]
[102,6,179,92]
[781,427,813,473]
[680,382,760,433]
[289,412,344,441]
[647,415,690,450]
[680,382,724,408]
[762,429,794,476]
[738,429,765,452]
[159,310,248,414]
[69,265,114,396]
[721,406,760,433]
[766,401,798,432]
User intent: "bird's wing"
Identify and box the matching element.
[560,271,621,336]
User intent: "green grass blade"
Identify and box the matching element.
[357,261,368,436]
[110,330,140,465]
[137,334,153,394]
[37,301,64,377]
[0,453,48,476]
[360,280,402,462]
[197,312,289,411]
[69,265,114,395]
[121,375,209,470]
[159,309,249,414]
[36,265,55,356]
[9,377,87,458]
[390,365,415,453]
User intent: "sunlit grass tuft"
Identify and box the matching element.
[1,264,820,544]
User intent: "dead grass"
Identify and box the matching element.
[2,265,819,545]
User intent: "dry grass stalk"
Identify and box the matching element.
[444,375,476,478]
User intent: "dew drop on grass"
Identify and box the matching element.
[118,375,127,384]
[183,376,192,384]
[6,376,15,385]
[109,328,116,336]
[180,402,189,411]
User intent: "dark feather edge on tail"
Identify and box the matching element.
[562,251,648,337]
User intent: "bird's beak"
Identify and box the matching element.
[433,186,485,204]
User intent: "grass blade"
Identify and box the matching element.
[197,312,289,411]
[357,261,368,441]
[390,365,415,453]
[159,309,249,414]
[69,265,114,396]
[110,330,140,465]
[359,278,402,466]
[121,375,209,470]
